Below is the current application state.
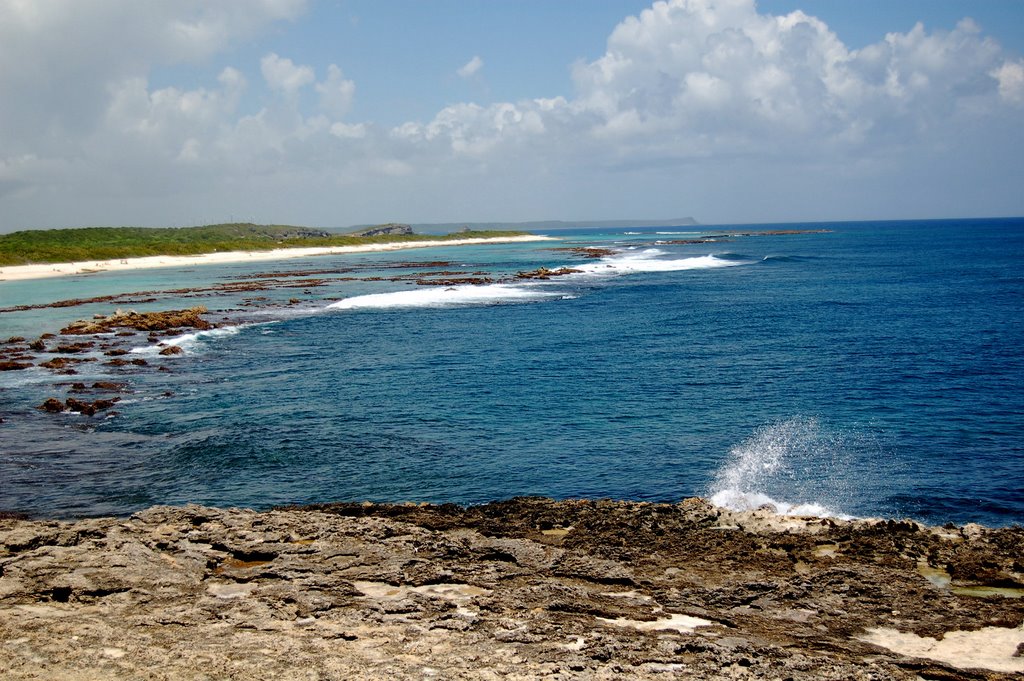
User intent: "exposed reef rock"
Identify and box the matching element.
[0,360,32,371]
[36,395,120,416]
[60,307,213,335]
[416,276,496,286]
[548,246,617,259]
[38,357,94,370]
[50,341,95,353]
[516,267,584,280]
[1,498,1021,679]
[36,397,65,413]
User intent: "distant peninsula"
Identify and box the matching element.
[348,218,701,233]
[0,223,526,268]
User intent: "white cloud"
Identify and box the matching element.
[316,65,356,118]
[330,121,366,139]
[993,59,1024,103]
[0,0,1021,228]
[101,67,245,151]
[0,1,306,152]
[457,55,484,79]
[261,53,315,95]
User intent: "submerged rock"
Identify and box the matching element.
[91,381,128,392]
[38,357,95,371]
[0,360,32,371]
[37,397,65,412]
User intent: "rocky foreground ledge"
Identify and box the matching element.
[1,498,1022,680]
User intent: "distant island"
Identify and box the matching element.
[0,223,525,267]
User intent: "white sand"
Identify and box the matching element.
[0,235,556,282]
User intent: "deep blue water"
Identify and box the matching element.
[1,219,1022,525]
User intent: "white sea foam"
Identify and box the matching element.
[708,489,840,518]
[328,283,555,311]
[130,325,246,356]
[575,250,744,276]
[325,247,744,314]
[0,366,56,389]
[708,417,856,519]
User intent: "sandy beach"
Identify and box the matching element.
[0,235,555,282]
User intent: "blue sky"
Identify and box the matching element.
[1,0,1022,230]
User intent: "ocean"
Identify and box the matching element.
[1,218,1022,525]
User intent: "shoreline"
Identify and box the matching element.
[0,234,555,282]
[1,497,1022,679]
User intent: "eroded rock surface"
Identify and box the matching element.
[1,498,1021,680]
[60,307,213,335]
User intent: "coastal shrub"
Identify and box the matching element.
[0,224,526,266]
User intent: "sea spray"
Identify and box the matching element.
[708,417,863,518]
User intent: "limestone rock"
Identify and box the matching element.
[60,307,213,335]
[0,499,1021,679]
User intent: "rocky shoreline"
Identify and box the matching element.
[1,498,1021,679]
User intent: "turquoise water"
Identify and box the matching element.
[1,219,1022,524]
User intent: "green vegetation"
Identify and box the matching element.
[0,223,528,266]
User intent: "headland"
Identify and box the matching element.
[0,234,553,282]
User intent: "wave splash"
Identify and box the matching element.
[327,283,555,311]
[708,417,857,518]
[575,249,745,276]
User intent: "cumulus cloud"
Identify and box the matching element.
[100,67,247,161]
[457,55,484,79]
[0,1,306,152]
[567,5,1005,158]
[385,0,1021,174]
[330,122,367,139]
[316,65,356,117]
[0,0,1021,228]
[261,53,315,95]
[993,59,1024,102]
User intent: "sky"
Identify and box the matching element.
[1,0,1022,231]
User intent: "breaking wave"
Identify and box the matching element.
[130,325,248,356]
[575,249,746,276]
[325,248,747,313]
[328,283,555,311]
